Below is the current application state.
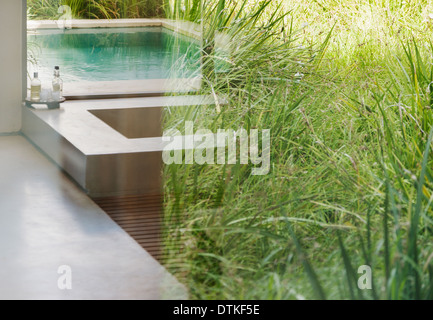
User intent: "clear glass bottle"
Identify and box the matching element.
[30,72,41,102]
[52,66,63,100]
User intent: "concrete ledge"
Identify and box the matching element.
[63,78,202,99]
[22,95,218,197]
[28,18,165,29]
[28,18,202,40]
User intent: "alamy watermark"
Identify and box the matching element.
[162,121,271,175]
[57,265,72,290]
[357,265,372,290]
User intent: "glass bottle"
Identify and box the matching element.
[52,66,63,100]
[30,72,42,102]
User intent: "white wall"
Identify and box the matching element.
[0,0,25,133]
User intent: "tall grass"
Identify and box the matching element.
[161,0,433,300]
[27,0,163,19]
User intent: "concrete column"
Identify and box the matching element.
[0,0,26,134]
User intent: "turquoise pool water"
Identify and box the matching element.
[28,27,201,83]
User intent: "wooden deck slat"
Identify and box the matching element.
[110,215,160,220]
[98,205,162,212]
[118,225,162,233]
[93,194,184,264]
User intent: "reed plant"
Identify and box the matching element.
[162,0,433,300]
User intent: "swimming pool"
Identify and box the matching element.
[28,27,201,84]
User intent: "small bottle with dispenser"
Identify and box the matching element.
[30,72,41,102]
[52,66,63,101]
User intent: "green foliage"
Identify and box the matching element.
[27,0,164,19]
[162,0,433,300]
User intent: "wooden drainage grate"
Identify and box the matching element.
[93,194,165,262]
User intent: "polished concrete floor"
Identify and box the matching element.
[0,135,187,300]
